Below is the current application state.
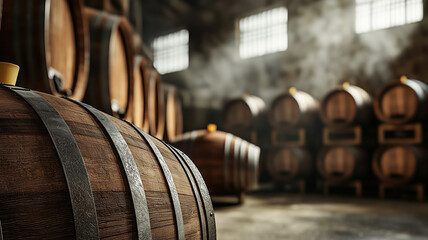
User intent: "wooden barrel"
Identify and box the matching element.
[146,68,165,139]
[223,94,266,130]
[0,0,89,100]
[373,145,428,185]
[173,128,260,203]
[83,7,134,118]
[124,55,150,132]
[164,84,183,142]
[0,85,215,239]
[269,89,319,129]
[374,79,428,124]
[266,147,313,182]
[320,84,372,128]
[317,146,369,183]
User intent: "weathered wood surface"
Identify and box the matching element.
[0,86,215,239]
[0,0,89,100]
[83,7,134,118]
[173,130,260,198]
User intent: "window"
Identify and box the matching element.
[152,29,189,74]
[355,0,423,33]
[238,7,288,59]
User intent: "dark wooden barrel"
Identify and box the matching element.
[147,68,165,139]
[266,147,313,182]
[320,84,372,128]
[0,0,89,100]
[124,55,149,132]
[269,89,319,129]
[83,7,134,118]
[223,94,266,130]
[373,145,428,185]
[173,128,260,203]
[164,84,183,142]
[317,146,369,183]
[374,78,428,124]
[0,85,215,239]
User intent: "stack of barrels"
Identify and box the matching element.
[173,124,261,204]
[222,94,266,144]
[317,83,374,197]
[266,87,321,193]
[0,0,183,141]
[372,77,428,201]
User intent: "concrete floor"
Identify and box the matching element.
[214,192,428,240]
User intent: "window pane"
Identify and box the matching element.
[153,30,189,74]
[239,7,288,59]
[355,0,423,33]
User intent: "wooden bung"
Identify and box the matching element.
[269,88,319,129]
[164,84,183,142]
[266,147,313,182]
[0,86,215,239]
[374,77,428,124]
[223,94,265,130]
[83,7,134,118]
[317,146,369,184]
[320,83,372,128]
[0,0,89,100]
[373,145,428,185]
[173,127,261,203]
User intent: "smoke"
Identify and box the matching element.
[163,0,421,127]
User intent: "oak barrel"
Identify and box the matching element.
[374,79,428,124]
[83,7,134,118]
[373,145,428,185]
[266,147,313,182]
[269,89,319,129]
[164,84,183,142]
[124,55,149,132]
[320,84,372,128]
[147,68,165,139]
[173,129,260,202]
[0,85,215,239]
[0,0,89,100]
[317,146,369,183]
[223,94,265,130]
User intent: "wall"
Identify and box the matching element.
[142,0,428,131]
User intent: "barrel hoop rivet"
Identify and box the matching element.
[1,86,100,240]
[65,98,151,240]
[126,122,185,240]
[163,142,207,240]
[175,149,217,240]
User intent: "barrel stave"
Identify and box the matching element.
[0,88,213,239]
[0,88,75,239]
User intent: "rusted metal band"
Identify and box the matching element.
[239,141,248,190]
[224,133,233,191]
[1,85,100,240]
[163,143,207,240]
[174,148,217,240]
[66,98,151,240]
[126,122,185,240]
[233,138,242,191]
